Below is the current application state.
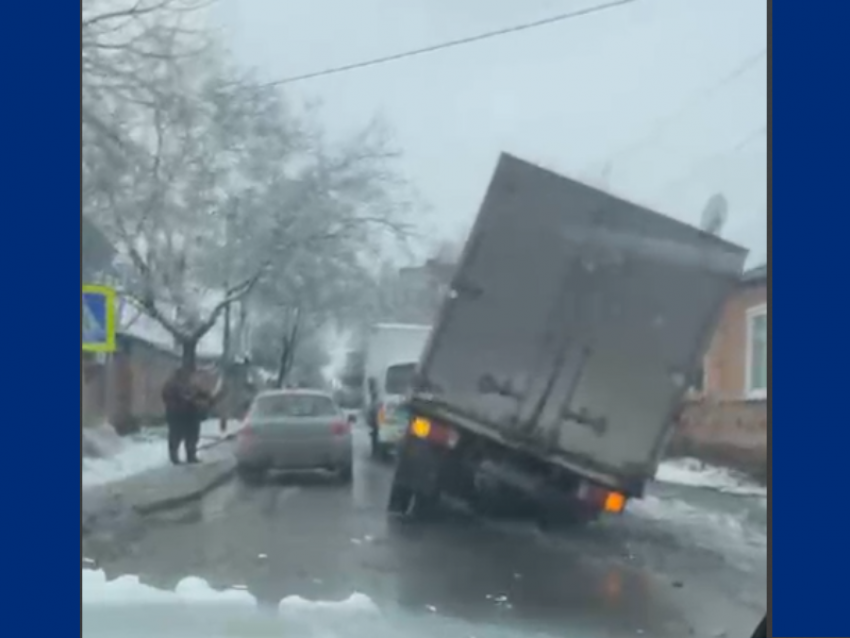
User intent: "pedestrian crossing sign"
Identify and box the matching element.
[82,284,116,353]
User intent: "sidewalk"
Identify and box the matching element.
[83,419,243,488]
[83,440,238,545]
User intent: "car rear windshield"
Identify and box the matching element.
[252,394,338,418]
[384,363,417,395]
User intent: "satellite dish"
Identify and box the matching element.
[700,193,728,236]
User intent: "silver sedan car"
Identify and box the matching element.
[235,389,355,483]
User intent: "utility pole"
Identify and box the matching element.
[219,202,237,434]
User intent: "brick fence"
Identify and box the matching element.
[82,335,253,435]
[668,399,768,482]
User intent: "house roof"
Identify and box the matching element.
[742,264,767,284]
[117,297,227,359]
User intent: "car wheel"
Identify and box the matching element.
[338,464,353,484]
[237,465,265,485]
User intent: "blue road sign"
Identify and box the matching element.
[82,285,116,352]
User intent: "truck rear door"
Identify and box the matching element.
[415,153,748,487]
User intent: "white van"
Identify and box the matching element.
[364,323,431,458]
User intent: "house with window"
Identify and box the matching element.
[702,264,768,401]
[673,264,768,479]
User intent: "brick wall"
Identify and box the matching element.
[119,338,182,429]
[82,337,251,434]
[670,399,767,480]
[82,352,107,429]
[703,282,767,401]
[670,278,768,480]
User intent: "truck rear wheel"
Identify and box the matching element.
[388,481,439,521]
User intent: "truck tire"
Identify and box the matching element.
[387,481,439,521]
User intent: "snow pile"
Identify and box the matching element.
[655,458,766,497]
[82,569,555,638]
[83,420,242,487]
[83,569,257,606]
[84,568,378,611]
[82,424,124,459]
[83,569,383,638]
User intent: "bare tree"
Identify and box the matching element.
[82,0,208,144]
[82,0,415,371]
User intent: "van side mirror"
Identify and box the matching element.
[347,413,357,425]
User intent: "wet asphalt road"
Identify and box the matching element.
[88,428,766,638]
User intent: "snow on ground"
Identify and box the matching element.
[83,420,242,488]
[83,569,257,605]
[628,459,767,567]
[655,457,766,497]
[628,493,766,555]
[84,568,377,611]
[83,568,393,638]
[82,569,532,638]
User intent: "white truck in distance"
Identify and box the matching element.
[364,323,432,459]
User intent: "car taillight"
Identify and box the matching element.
[238,424,253,443]
[409,416,459,448]
[332,421,350,436]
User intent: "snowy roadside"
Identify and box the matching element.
[83,419,243,488]
[655,457,767,497]
[625,458,768,567]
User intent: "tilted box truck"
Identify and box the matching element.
[388,153,747,525]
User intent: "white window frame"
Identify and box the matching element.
[745,303,768,400]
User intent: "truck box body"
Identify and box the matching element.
[411,154,748,496]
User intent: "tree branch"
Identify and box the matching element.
[190,264,270,341]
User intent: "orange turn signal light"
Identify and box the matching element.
[410,417,432,439]
[603,491,626,514]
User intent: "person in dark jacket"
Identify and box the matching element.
[185,377,215,463]
[162,367,213,464]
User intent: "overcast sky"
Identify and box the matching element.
[212,0,767,266]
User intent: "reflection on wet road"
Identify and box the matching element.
[88,431,766,638]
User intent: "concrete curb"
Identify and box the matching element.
[82,434,241,540]
[132,462,236,516]
[198,431,239,451]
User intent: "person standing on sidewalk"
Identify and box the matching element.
[163,366,195,465]
[184,372,218,464]
[163,366,224,464]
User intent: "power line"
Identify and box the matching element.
[654,125,767,198]
[606,48,767,166]
[259,0,639,87]
[731,125,767,152]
